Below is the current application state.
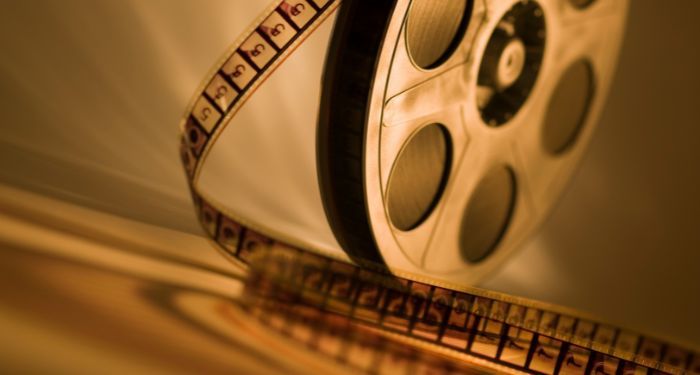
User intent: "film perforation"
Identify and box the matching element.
[242,247,692,373]
[180,0,340,182]
[178,1,697,373]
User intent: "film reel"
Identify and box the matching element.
[319,0,629,283]
[178,0,700,373]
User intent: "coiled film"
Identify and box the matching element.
[178,0,699,373]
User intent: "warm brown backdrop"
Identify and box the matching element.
[0,0,698,348]
[485,1,700,346]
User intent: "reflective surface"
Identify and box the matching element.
[1,0,700,371]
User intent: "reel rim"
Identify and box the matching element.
[318,0,630,281]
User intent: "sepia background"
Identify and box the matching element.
[0,0,698,371]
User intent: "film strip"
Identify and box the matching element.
[244,246,700,375]
[180,0,339,182]
[244,291,515,374]
[178,1,699,374]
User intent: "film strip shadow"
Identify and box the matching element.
[243,246,700,375]
[177,1,700,373]
[244,278,514,374]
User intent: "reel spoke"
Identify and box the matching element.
[506,10,625,212]
[422,138,536,273]
[382,65,470,129]
[421,141,493,271]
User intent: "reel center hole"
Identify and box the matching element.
[498,38,526,89]
[477,1,546,126]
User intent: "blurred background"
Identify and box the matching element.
[0,0,698,371]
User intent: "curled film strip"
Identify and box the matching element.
[178,0,699,373]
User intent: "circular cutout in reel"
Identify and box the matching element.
[405,0,472,69]
[319,0,628,282]
[386,123,452,232]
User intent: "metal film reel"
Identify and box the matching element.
[171,1,700,372]
[319,0,628,282]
